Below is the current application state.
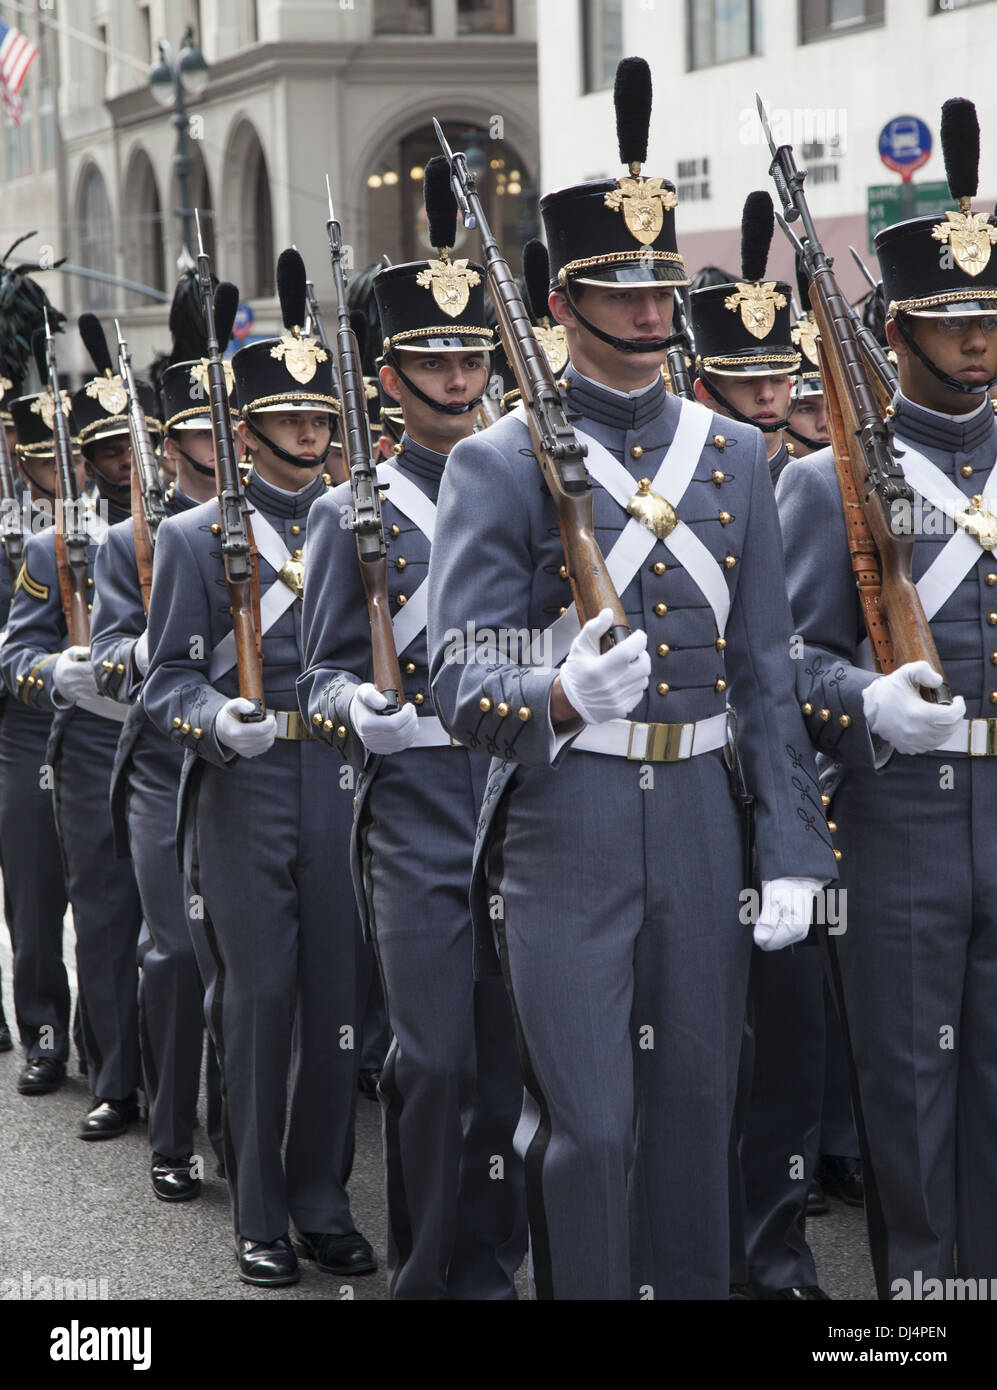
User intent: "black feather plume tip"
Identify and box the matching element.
[940,97,980,204]
[168,268,212,366]
[424,156,458,251]
[213,283,239,354]
[78,312,114,376]
[614,57,652,170]
[349,308,368,361]
[523,239,553,322]
[740,190,775,283]
[276,248,307,332]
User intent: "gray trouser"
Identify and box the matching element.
[488,749,750,1300]
[53,711,142,1100]
[0,703,70,1061]
[185,739,361,1243]
[829,755,997,1296]
[361,748,527,1300]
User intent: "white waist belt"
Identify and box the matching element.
[573,711,728,762]
[76,692,127,724]
[935,717,997,757]
[408,714,462,749]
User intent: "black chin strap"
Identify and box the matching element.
[19,458,55,499]
[893,315,997,396]
[698,376,789,434]
[170,438,215,477]
[387,354,483,415]
[245,416,332,470]
[86,458,131,503]
[785,422,829,451]
[563,284,672,355]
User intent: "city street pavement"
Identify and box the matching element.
[0,912,875,1302]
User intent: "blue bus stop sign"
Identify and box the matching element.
[879,116,932,182]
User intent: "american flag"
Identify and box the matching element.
[0,18,39,127]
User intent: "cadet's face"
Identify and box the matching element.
[165,428,216,501]
[237,410,332,491]
[550,283,673,390]
[889,313,997,412]
[380,352,487,451]
[708,372,793,428]
[87,436,133,489]
[789,394,829,453]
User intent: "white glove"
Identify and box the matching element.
[214,697,277,758]
[558,608,650,725]
[861,660,965,755]
[349,682,419,755]
[133,630,150,676]
[54,646,98,705]
[754,877,824,952]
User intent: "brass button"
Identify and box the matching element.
[834,849,843,863]
[991,653,997,666]
[479,698,492,712]
[323,719,334,731]
[102,660,112,672]
[559,564,568,580]
[36,679,43,689]
[713,434,726,450]
[631,445,643,459]
[87,603,92,612]
[558,606,568,616]
[827,821,837,834]
[497,701,510,717]
[989,613,997,626]
[652,561,666,575]
[716,637,727,651]
[396,593,407,606]
[657,682,669,695]
[719,511,732,526]
[518,706,531,722]
[885,405,897,419]
[26,676,34,687]
[819,707,831,722]
[991,692,997,705]
[211,523,221,534]
[715,678,727,693]
[657,643,670,657]
[312,713,323,726]
[87,577,93,587]
[821,793,831,808]
[116,662,125,674]
[839,714,852,728]
[395,557,407,570]
[172,717,182,728]
[654,603,668,617]
[290,524,301,536]
[802,702,814,716]
[724,555,737,569]
[337,724,348,739]
[181,721,191,734]
[712,470,725,486]
[15,675,23,685]
[637,476,651,490]
[405,662,416,675]
[193,727,203,739]
[961,465,974,478]
[413,692,425,705]
[987,573,997,586]
[390,524,400,537]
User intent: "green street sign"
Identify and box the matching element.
[867,181,951,252]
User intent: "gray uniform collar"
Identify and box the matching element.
[562,365,671,432]
[245,468,326,520]
[893,393,997,455]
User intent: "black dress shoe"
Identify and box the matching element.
[357,1068,381,1101]
[759,1284,831,1300]
[150,1153,201,1202]
[0,1020,12,1052]
[806,1178,829,1216]
[237,1236,299,1287]
[295,1229,377,1276]
[17,1057,66,1095]
[79,1095,140,1141]
[817,1154,864,1207]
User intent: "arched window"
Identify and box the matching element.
[222,121,274,299]
[78,165,116,311]
[122,148,166,305]
[170,139,215,267]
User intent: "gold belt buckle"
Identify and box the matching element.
[277,709,310,741]
[969,717,997,756]
[627,721,691,762]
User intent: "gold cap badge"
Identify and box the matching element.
[269,331,328,386]
[535,322,569,375]
[604,177,678,248]
[791,313,820,366]
[415,258,481,318]
[190,358,236,399]
[85,373,128,415]
[30,389,72,429]
[931,209,997,278]
[723,282,787,340]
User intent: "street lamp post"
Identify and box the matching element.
[149,24,209,269]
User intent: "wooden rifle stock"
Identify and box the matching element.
[44,320,90,646]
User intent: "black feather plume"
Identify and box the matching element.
[614,57,652,170]
[168,269,212,366]
[78,312,114,376]
[350,309,368,362]
[424,156,458,251]
[940,97,980,203]
[213,283,239,354]
[276,248,307,332]
[523,239,553,322]
[740,191,775,283]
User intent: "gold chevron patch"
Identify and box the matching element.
[14,561,49,602]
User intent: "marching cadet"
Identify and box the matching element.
[142,252,373,1288]
[777,98,997,1296]
[90,320,224,1200]
[0,323,148,1140]
[0,383,82,1091]
[298,162,527,1300]
[426,58,836,1300]
[690,192,800,485]
[786,283,830,457]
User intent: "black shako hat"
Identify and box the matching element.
[791,254,823,395]
[690,191,800,377]
[541,57,687,289]
[11,390,74,457]
[71,314,160,445]
[163,277,240,432]
[877,98,997,318]
[233,250,338,415]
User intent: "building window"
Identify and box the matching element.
[932,0,994,8]
[458,1,514,33]
[688,0,760,69]
[79,166,116,312]
[581,0,622,93]
[373,0,432,34]
[800,0,884,43]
